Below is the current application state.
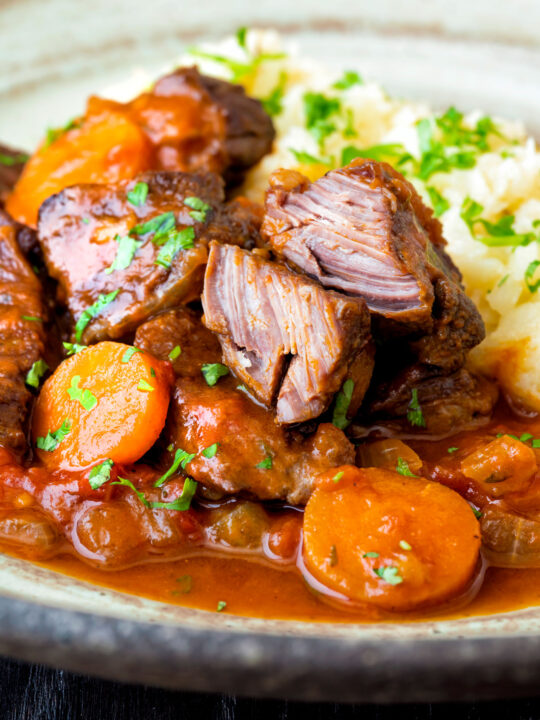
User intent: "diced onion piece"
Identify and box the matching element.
[357,439,423,474]
[481,505,540,568]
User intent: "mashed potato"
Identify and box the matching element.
[106,29,540,411]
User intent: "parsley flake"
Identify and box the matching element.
[121,346,142,363]
[332,379,354,430]
[155,227,196,269]
[363,552,379,559]
[374,566,403,585]
[447,446,459,454]
[399,540,412,551]
[407,388,426,428]
[426,186,450,217]
[43,118,80,149]
[525,260,540,294]
[68,375,97,411]
[303,92,341,148]
[201,363,229,386]
[255,455,273,470]
[341,143,409,167]
[36,419,72,452]
[127,181,149,208]
[396,457,418,477]
[131,212,176,240]
[21,315,42,323]
[75,290,119,342]
[89,459,114,490]
[332,471,344,483]
[202,443,219,459]
[289,148,333,167]
[461,197,538,248]
[25,359,49,388]
[105,234,142,275]
[155,448,196,488]
[333,70,363,90]
[261,72,287,117]
[63,342,87,356]
[168,345,182,361]
[0,152,29,166]
[216,600,227,612]
[184,196,211,223]
[175,575,193,594]
[114,475,198,512]
[137,378,154,392]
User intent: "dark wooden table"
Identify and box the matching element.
[1,658,540,719]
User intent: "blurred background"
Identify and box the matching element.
[1,0,540,148]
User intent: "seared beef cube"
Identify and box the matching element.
[38,171,260,344]
[0,224,46,453]
[261,160,485,364]
[0,209,39,261]
[147,67,276,183]
[364,365,498,436]
[167,375,355,504]
[0,144,27,200]
[202,242,374,424]
[134,306,222,378]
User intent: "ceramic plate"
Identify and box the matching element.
[1,0,540,701]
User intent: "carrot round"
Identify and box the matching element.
[303,466,481,611]
[6,110,150,227]
[32,342,172,470]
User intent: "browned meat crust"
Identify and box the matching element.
[133,66,275,183]
[37,171,262,344]
[134,306,222,377]
[202,242,374,424]
[0,224,46,453]
[167,374,355,504]
[364,365,498,436]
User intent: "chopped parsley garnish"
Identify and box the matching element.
[36,418,71,452]
[68,375,97,411]
[137,378,154,392]
[131,211,176,240]
[374,566,403,585]
[460,197,538,247]
[525,260,540,294]
[332,379,354,430]
[155,448,196,488]
[333,70,363,90]
[201,363,229,386]
[114,475,198,512]
[395,457,418,477]
[447,446,459,454]
[63,342,87,356]
[329,545,338,567]
[236,26,248,49]
[168,345,182,361]
[343,109,357,139]
[155,227,196,269]
[89,459,114,490]
[407,388,426,428]
[426,186,450,217]
[43,118,80,149]
[341,143,408,167]
[261,72,287,117]
[289,148,333,166]
[121,346,142,363]
[21,315,42,323]
[75,290,119,342]
[105,234,142,275]
[175,575,193,594]
[25,359,49,388]
[399,540,412,551]
[363,552,379,559]
[332,471,344,483]
[216,600,227,612]
[470,505,483,520]
[184,197,211,223]
[81,218,90,225]
[202,443,219,459]
[255,455,273,470]
[303,92,341,147]
[150,367,156,377]
[127,181,149,208]
[188,43,286,83]
[497,274,510,288]
[0,152,29,166]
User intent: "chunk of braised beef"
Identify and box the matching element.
[0,223,46,453]
[261,160,485,369]
[363,364,498,436]
[38,171,262,343]
[0,144,27,200]
[166,375,355,504]
[202,242,374,424]
[0,209,40,262]
[150,68,276,183]
[134,306,222,377]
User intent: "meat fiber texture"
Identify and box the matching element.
[37,171,261,343]
[202,242,374,424]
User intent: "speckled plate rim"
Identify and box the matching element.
[2,1,540,702]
